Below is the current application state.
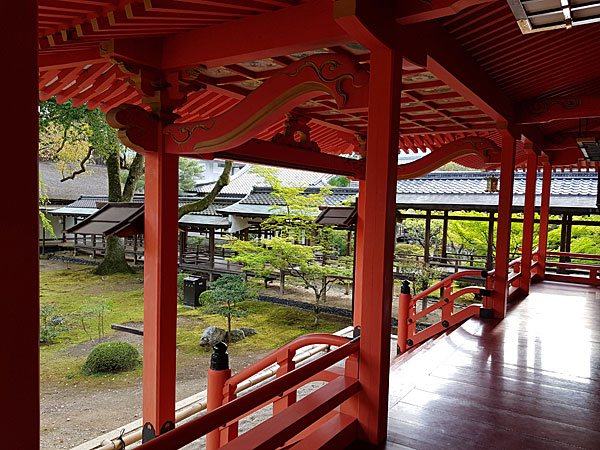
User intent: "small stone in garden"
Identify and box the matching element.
[240,327,258,337]
[199,326,227,347]
[226,329,246,342]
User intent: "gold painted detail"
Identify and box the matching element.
[166,122,216,145]
[283,60,365,107]
[525,98,581,117]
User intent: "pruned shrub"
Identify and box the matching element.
[82,342,139,374]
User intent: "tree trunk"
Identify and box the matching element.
[313,293,321,326]
[94,236,134,275]
[94,151,136,275]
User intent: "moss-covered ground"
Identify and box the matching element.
[40,265,350,386]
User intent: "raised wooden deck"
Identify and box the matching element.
[376,280,600,449]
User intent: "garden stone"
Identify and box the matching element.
[199,326,226,347]
[240,327,258,337]
[227,329,246,343]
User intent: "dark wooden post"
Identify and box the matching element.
[3,2,40,447]
[486,212,495,271]
[62,216,67,242]
[133,235,139,265]
[424,210,432,263]
[441,211,449,263]
[178,231,185,266]
[209,228,215,268]
[92,234,97,258]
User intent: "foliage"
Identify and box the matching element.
[395,243,423,259]
[178,160,233,219]
[328,176,351,187]
[39,98,145,274]
[82,342,139,374]
[400,215,443,254]
[40,304,66,344]
[177,273,191,302]
[202,274,255,340]
[435,161,477,171]
[39,175,56,238]
[179,157,205,193]
[226,168,352,325]
[78,297,113,341]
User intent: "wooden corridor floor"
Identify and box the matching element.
[377,281,600,449]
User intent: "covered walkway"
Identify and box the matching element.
[385,281,600,449]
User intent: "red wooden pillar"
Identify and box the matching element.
[1,2,39,448]
[354,48,402,445]
[519,148,538,294]
[537,161,552,278]
[353,181,366,325]
[490,130,516,318]
[142,121,179,440]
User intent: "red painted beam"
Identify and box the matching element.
[396,0,497,24]
[189,139,366,180]
[517,96,600,124]
[39,47,105,70]
[354,48,402,445]
[519,149,538,294]
[491,130,517,319]
[2,1,40,449]
[397,136,501,178]
[537,161,552,279]
[142,116,179,439]
[162,0,352,70]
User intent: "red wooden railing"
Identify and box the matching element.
[136,334,360,450]
[397,270,487,353]
[545,251,600,286]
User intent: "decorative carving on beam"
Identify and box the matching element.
[106,104,159,153]
[101,39,206,114]
[271,114,320,151]
[163,54,369,154]
[397,136,501,179]
[516,96,600,124]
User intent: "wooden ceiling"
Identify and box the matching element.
[37,0,600,170]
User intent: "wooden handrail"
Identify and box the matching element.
[547,251,600,261]
[411,269,487,304]
[226,333,350,389]
[137,337,359,450]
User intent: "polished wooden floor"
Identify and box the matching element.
[383,281,600,449]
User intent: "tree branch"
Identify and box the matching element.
[60,147,93,182]
[122,153,145,202]
[178,160,233,219]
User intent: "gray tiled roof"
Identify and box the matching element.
[239,187,355,207]
[190,165,332,196]
[54,195,238,217]
[40,161,109,203]
[396,171,598,196]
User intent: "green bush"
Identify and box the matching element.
[177,273,191,302]
[82,342,139,374]
[40,304,66,344]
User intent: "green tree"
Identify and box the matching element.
[400,215,443,255]
[39,98,233,273]
[225,168,352,325]
[39,98,144,275]
[203,274,255,342]
[328,176,351,187]
[178,157,204,193]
